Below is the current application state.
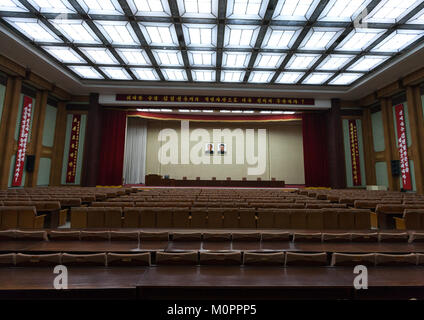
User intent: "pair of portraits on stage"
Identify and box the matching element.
[205,143,227,155]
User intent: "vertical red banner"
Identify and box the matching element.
[65,114,81,183]
[348,119,362,186]
[394,104,412,190]
[12,96,33,187]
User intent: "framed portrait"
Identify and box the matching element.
[205,143,214,154]
[218,143,226,155]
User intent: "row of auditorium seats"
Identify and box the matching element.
[1,251,423,267]
[69,207,375,229]
[2,229,422,243]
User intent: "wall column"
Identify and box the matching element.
[380,97,399,191]
[50,101,67,186]
[361,108,377,185]
[326,99,347,189]
[26,90,48,187]
[81,93,102,187]
[0,77,22,189]
[406,86,424,194]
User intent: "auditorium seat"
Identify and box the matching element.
[62,253,106,266]
[418,254,424,265]
[322,233,351,242]
[293,232,322,242]
[337,210,355,229]
[378,232,409,242]
[199,251,241,265]
[331,253,376,267]
[86,207,105,228]
[203,232,231,241]
[190,208,207,228]
[49,230,80,241]
[0,253,15,267]
[80,231,110,241]
[290,209,308,229]
[375,253,417,266]
[156,208,173,228]
[15,253,61,267]
[172,232,202,241]
[285,252,328,266]
[122,208,141,228]
[243,252,285,266]
[274,210,290,229]
[110,231,139,241]
[306,209,324,229]
[155,251,198,265]
[15,230,47,241]
[107,253,150,266]
[257,209,274,228]
[232,232,261,241]
[239,208,256,228]
[322,209,339,229]
[0,230,16,240]
[261,232,290,241]
[140,207,157,228]
[0,206,45,229]
[104,208,123,228]
[354,209,373,229]
[409,232,424,242]
[140,231,169,241]
[222,208,239,228]
[207,208,223,228]
[394,209,424,230]
[71,207,87,228]
[172,208,190,228]
[351,232,379,242]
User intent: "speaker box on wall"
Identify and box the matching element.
[26,155,35,173]
[391,160,400,177]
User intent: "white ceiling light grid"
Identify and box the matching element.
[127,0,171,16]
[285,53,321,70]
[226,0,270,19]
[406,7,424,24]
[182,24,217,47]
[328,72,363,85]
[248,71,274,83]
[75,0,124,15]
[275,72,304,84]
[318,0,372,22]
[335,28,386,52]
[138,22,179,47]
[162,68,188,81]
[316,54,355,70]
[116,48,151,65]
[0,0,28,12]
[42,46,86,63]
[261,26,302,49]
[27,0,76,13]
[50,19,101,44]
[221,70,246,82]
[94,21,139,45]
[224,25,261,48]
[4,17,62,43]
[79,47,119,64]
[100,66,132,79]
[177,0,218,18]
[191,69,216,81]
[298,27,344,51]
[187,51,216,66]
[131,67,160,80]
[69,65,103,79]
[363,0,422,24]
[254,52,285,68]
[371,29,424,52]
[152,49,184,66]
[222,51,251,68]
[347,55,390,72]
[273,0,321,21]
[302,72,333,84]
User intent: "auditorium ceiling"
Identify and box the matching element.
[1,0,424,98]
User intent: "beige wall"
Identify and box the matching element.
[144,119,305,184]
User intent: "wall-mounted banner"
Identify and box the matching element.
[348,120,362,186]
[65,114,81,183]
[12,96,33,187]
[394,104,412,190]
[116,94,315,106]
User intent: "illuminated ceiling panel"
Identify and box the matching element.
[0,0,422,87]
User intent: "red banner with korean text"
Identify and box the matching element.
[394,104,412,190]
[12,96,33,187]
[65,114,81,183]
[348,120,362,186]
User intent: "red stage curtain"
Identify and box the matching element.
[97,110,127,186]
[302,113,330,187]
